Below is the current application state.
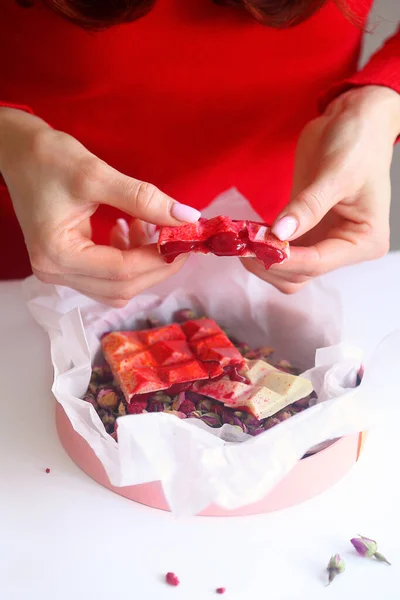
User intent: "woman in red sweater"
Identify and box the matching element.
[0,0,399,305]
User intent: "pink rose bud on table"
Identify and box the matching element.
[326,554,345,585]
[351,535,391,565]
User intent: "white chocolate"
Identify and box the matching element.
[194,359,313,420]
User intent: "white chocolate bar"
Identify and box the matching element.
[193,359,313,420]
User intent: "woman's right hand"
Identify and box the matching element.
[0,108,200,306]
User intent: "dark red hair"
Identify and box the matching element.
[17,0,347,29]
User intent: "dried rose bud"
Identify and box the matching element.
[186,391,209,405]
[179,400,197,415]
[275,360,301,375]
[235,342,251,355]
[250,426,266,436]
[91,364,114,383]
[231,415,248,433]
[173,308,197,322]
[146,317,161,329]
[153,392,173,404]
[292,397,311,410]
[88,381,100,395]
[243,349,258,360]
[264,417,281,430]
[211,403,224,417]
[257,346,274,359]
[97,389,119,410]
[147,401,166,413]
[187,410,202,419]
[351,536,391,565]
[221,408,233,425]
[242,414,261,427]
[101,412,115,425]
[164,409,187,419]
[117,402,126,416]
[127,400,148,415]
[278,359,291,368]
[172,392,186,411]
[216,588,226,595]
[200,412,222,428]
[97,408,106,420]
[327,554,345,585]
[244,414,264,435]
[197,398,214,413]
[101,413,116,433]
[83,393,98,408]
[275,410,292,422]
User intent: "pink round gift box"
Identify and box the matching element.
[56,402,365,516]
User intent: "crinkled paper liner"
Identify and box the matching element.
[23,189,400,516]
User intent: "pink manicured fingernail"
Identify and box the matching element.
[117,218,130,237]
[272,215,298,241]
[146,223,157,239]
[171,202,201,223]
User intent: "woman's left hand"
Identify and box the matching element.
[241,85,400,293]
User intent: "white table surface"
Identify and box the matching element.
[1,255,400,600]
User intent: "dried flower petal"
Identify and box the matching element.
[327,554,345,585]
[216,588,226,594]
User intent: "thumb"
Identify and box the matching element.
[271,181,338,242]
[99,169,201,226]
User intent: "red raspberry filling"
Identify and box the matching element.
[158,216,289,269]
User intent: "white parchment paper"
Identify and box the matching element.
[23,189,400,515]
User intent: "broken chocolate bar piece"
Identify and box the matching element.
[157,216,290,268]
[182,319,245,369]
[193,359,312,420]
[102,319,246,402]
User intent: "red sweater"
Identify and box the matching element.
[0,0,399,279]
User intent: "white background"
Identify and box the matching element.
[1,253,400,600]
